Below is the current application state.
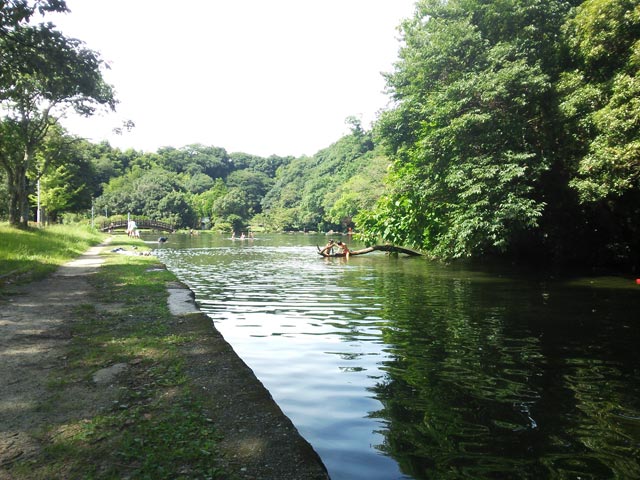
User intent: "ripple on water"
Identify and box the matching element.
[155,240,640,480]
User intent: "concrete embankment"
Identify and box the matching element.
[165,280,330,479]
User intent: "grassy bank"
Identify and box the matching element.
[2,230,230,479]
[0,223,104,286]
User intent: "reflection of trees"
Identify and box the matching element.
[556,358,640,478]
[343,263,545,478]
[359,262,640,479]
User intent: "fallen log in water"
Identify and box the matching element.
[317,244,422,257]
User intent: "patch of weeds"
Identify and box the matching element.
[75,303,97,314]
[33,370,227,479]
[147,358,188,387]
[110,392,226,479]
[45,376,71,390]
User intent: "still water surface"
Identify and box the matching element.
[153,233,640,480]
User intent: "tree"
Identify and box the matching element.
[226,169,273,215]
[191,178,227,221]
[212,188,251,223]
[0,1,68,34]
[184,172,215,194]
[29,124,95,222]
[32,164,79,222]
[0,168,9,219]
[327,153,388,228]
[261,130,377,231]
[84,141,142,194]
[156,144,230,178]
[157,191,197,229]
[228,152,292,177]
[0,4,115,226]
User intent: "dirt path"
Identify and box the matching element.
[0,243,329,479]
[0,243,107,472]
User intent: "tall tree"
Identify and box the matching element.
[262,130,377,231]
[156,144,231,179]
[0,2,115,226]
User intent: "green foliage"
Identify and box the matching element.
[326,154,389,227]
[157,191,197,228]
[229,151,292,177]
[365,0,559,259]
[88,144,291,231]
[212,188,251,223]
[183,171,215,194]
[226,168,273,215]
[3,0,639,269]
[564,0,640,78]
[191,178,227,219]
[555,0,640,266]
[570,72,640,201]
[563,0,640,203]
[262,130,380,231]
[95,167,196,227]
[360,0,640,268]
[156,144,231,178]
[30,125,97,220]
[32,164,80,218]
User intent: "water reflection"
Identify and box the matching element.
[154,234,640,480]
[360,263,640,479]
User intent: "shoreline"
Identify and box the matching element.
[0,239,329,479]
[163,279,330,479]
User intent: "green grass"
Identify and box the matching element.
[0,223,105,286]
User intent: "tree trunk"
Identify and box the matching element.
[7,167,23,227]
[18,163,29,227]
[7,152,31,228]
[317,244,422,257]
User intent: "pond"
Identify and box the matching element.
[152,233,640,480]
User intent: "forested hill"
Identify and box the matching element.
[87,120,389,234]
[2,0,639,271]
[262,122,388,232]
[0,121,386,235]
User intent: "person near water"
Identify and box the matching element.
[319,239,336,256]
[337,240,350,259]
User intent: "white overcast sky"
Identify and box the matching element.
[49,1,416,157]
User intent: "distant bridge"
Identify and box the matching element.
[101,219,175,233]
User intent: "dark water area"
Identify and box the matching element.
[151,233,640,480]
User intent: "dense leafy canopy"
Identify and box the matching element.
[358,0,574,258]
[88,134,380,232]
[358,0,640,268]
